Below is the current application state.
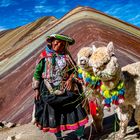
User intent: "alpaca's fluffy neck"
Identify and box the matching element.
[83,67,94,75]
[102,69,122,90]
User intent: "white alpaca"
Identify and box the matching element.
[77,47,104,132]
[89,42,140,139]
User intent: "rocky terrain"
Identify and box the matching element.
[0,6,140,139]
[0,115,139,140]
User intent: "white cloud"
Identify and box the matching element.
[55,6,70,13]
[134,21,140,26]
[34,5,55,13]
[0,0,17,7]
[34,0,70,14]
[0,26,6,31]
[128,15,140,21]
[34,4,70,14]
[40,0,47,4]
[35,0,47,4]
[105,5,122,15]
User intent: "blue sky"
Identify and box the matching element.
[0,0,140,31]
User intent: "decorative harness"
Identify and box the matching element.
[78,68,100,88]
[78,68,125,108]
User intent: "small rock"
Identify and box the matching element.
[7,136,15,140]
[0,122,4,127]
[5,122,15,128]
[16,124,21,127]
[2,121,7,125]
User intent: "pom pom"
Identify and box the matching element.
[112,100,119,105]
[112,95,118,100]
[101,84,107,91]
[102,100,105,105]
[111,91,118,96]
[96,81,100,86]
[118,89,125,95]
[89,101,97,116]
[86,77,91,83]
[104,90,111,98]
[85,82,89,86]
[91,81,96,86]
[78,68,83,73]
[117,81,124,90]
[118,99,124,104]
[91,76,96,81]
[85,72,90,77]
[78,73,83,79]
[105,98,111,104]
[118,95,124,99]
[104,104,111,110]
[104,104,111,107]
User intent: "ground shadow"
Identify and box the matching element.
[63,112,138,140]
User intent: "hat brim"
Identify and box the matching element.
[46,34,75,45]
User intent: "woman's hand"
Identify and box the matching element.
[34,89,40,100]
[65,78,73,91]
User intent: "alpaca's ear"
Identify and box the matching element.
[92,45,97,52]
[107,42,114,55]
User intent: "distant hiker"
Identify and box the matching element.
[32,34,88,140]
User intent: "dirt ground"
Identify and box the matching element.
[0,113,140,140]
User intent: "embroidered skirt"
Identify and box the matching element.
[35,81,88,133]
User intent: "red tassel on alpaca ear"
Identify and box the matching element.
[89,101,97,116]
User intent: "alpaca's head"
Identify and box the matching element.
[77,47,93,70]
[89,42,121,81]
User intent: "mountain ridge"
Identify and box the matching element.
[0,6,140,126]
[0,6,140,78]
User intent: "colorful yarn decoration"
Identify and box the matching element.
[78,68,100,88]
[100,81,125,107]
[78,68,126,109]
[78,68,101,116]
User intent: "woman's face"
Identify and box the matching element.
[51,39,66,53]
